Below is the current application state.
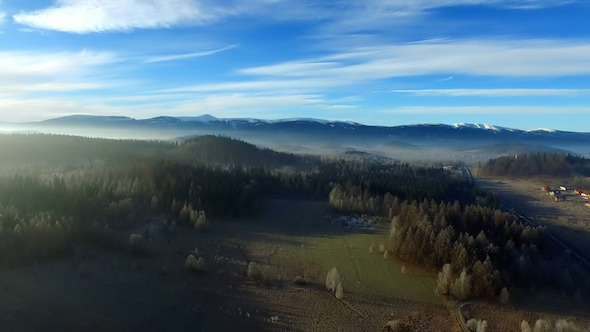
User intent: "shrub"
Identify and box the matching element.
[335,282,344,299]
[378,243,386,254]
[383,250,389,259]
[555,319,580,332]
[326,267,344,299]
[325,267,342,293]
[368,244,374,253]
[466,318,487,332]
[521,320,531,332]
[185,254,206,273]
[294,275,306,285]
[194,210,209,232]
[247,262,263,281]
[401,265,406,274]
[384,320,403,332]
[533,319,551,332]
[499,287,509,305]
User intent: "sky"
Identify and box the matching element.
[1,1,590,131]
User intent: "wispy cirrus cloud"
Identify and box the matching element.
[168,39,590,98]
[144,44,238,63]
[12,0,572,34]
[13,0,216,33]
[242,39,590,80]
[0,92,329,122]
[392,89,590,97]
[381,105,590,115]
[10,0,322,34]
[0,50,117,94]
[168,93,324,117]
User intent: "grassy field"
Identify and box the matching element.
[225,199,438,303]
[0,198,453,331]
[3,197,589,330]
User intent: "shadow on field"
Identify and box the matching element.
[478,178,590,251]
[216,199,381,241]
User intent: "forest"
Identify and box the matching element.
[479,152,590,177]
[0,134,577,302]
[328,170,580,300]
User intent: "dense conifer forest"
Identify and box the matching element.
[328,178,557,300]
[479,152,590,177]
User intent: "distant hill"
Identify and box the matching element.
[173,135,313,169]
[24,114,590,145]
[1,114,588,161]
[0,133,316,171]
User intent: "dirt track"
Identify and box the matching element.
[476,176,590,258]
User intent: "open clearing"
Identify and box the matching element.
[0,199,452,331]
[2,198,589,331]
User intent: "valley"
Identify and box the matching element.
[0,130,589,331]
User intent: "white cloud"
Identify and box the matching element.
[0,98,113,121]
[392,89,590,97]
[239,39,590,82]
[438,76,454,82]
[145,44,238,63]
[311,0,574,36]
[0,50,117,96]
[12,0,571,33]
[160,78,350,94]
[156,38,590,118]
[13,0,216,33]
[381,105,590,115]
[169,93,323,116]
[0,10,5,33]
[165,39,590,99]
[0,92,327,122]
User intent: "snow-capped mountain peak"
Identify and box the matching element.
[452,123,510,132]
[176,114,219,122]
[528,128,557,133]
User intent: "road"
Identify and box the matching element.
[474,171,590,276]
[440,296,468,332]
[507,207,590,275]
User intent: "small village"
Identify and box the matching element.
[542,185,590,207]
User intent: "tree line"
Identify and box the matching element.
[479,152,590,177]
[328,180,582,300]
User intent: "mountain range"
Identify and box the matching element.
[2,114,588,162]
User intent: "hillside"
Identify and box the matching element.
[172,135,314,169]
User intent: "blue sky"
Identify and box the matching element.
[1,1,590,131]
